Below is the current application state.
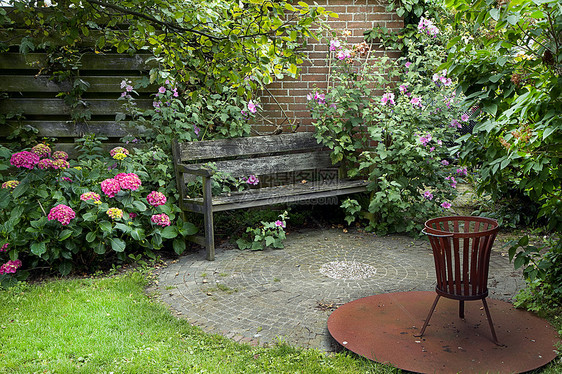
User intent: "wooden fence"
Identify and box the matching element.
[0,51,154,154]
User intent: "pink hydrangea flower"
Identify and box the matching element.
[0,259,22,275]
[1,180,19,189]
[106,207,124,220]
[37,159,55,169]
[246,175,259,186]
[62,177,73,183]
[31,144,51,158]
[0,243,8,252]
[10,151,40,169]
[52,151,68,160]
[80,192,101,202]
[52,159,69,170]
[423,191,434,200]
[101,178,121,198]
[151,213,171,227]
[47,204,76,225]
[147,191,167,207]
[114,173,142,191]
[129,213,138,220]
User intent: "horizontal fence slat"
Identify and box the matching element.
[0,98,151,115]
[1,75,156,93]
[0,52,156,71]
[179,132,322,161]
[0,120,142,138]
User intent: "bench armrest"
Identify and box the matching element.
[177,164,215,177]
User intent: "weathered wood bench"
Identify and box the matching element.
[172,132,368,260]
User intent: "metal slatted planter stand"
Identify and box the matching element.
[417,216,501,345]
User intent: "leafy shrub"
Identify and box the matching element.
[309,23,466,235]
[0,139,197,285]
[236,211,289,251]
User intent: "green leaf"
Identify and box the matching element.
[11,181,29,199]
[132,201,147,212]
[100,221,112,233]
[489,8,500,21]
[110,237,126,252]
[94,242,106,254]
[59,229,72,241]
[160,226,178,239]
[173,238,186,255]
[58,262,73,276]
[86,231,97,243]
[513,255,526,270]
[115,223,132,234]
[236,238,250,250]
[130,228,145,241]
[31,242,46,256]
[264,236,276,247]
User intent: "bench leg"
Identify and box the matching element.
[202,175,215,261]
[204,210,215,261]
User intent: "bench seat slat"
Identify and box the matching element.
[178,132,322,161]
[183,179,368,212]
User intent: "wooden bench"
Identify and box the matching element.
[172,132,368,260]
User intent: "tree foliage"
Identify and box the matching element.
[442,0,561,232]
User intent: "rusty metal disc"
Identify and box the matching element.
[328,291,560,373]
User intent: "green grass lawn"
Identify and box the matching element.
[0,270,398,373]
[1,269,560,374]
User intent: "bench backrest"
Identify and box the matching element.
[173,132,335,182]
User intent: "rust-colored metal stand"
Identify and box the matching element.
[417,216,501,345]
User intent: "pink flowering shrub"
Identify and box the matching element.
[0,140,197,282]
[308,33,464,234]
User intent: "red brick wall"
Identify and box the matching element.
[255,0,403,134]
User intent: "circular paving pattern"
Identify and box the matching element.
[156,228,527,351]
[319,260,377,280]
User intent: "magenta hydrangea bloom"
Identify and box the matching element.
[0,259,22,275]
[1,180,19,189]
[0,243,9,252]
[114,173,142,191]
[10,151,40,169]
[52,151,69,160]
[80,192,101,202]
[31,144,51,158]
[147,191,167,207]
[151,213,171,227]
[101,178,121,198]
[47,204,76,226]
[37,159,55,170]
[129,212,138,220]
[52,159,70,170]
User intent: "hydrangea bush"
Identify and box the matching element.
[0,140,197,285]
[309,23,467,235]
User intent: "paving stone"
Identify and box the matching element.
[155,227,525,351]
